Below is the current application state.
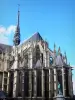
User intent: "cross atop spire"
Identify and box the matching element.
[17,4,20,27]
[18,4,20,11]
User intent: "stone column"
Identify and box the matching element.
[49,69,51,99]
[68,68,73,97]
[7,72,10,93]
[42,69,45,100]
[13,70,18,97]
[29,70,32,99]
[43,43,47,67]
[62,67,66,96]
[54,68,57,97]
[71,69,73,97]
[2,72,4,91]
[43,51,46,67]
[46,51,50,67]
[13,47,18,97]
[33,70,37,98]
[28,48,33,68]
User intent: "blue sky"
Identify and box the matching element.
[0,0,75,93]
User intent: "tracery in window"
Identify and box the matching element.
[50,57,53,65]
[35,45,40,62]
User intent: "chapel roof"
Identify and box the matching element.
[20,32,43,46]
[0,43,12,53]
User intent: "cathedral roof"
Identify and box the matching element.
[30,32,43,41]
[0,43,12,53]
[55,54,64,66]
[20,32,43,46]
[26,32,43,42]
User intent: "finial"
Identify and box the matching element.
[69,62,70,66]
[17,4,20,27]
[18,4,20,11]
[54,43,56,53]
[64,51,66,57]
[58,46,61,54]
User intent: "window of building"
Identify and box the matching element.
[18,72,22,96]
[65,69,69,96]
[9,72,14,97]
[4,72,8,77]
[4,78,7,84]
[50,57,53,65]
[36,45,40,62]
[4,85,7,92]
[23,54,28,67]
[0,73,2,89]
[24,71,29,97]
[37,70,42,96]
[45,70,49,98]
[32,71,34,97]
[41,53,43,64]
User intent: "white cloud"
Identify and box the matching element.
[0,25,16,35]
[0,25,16,44]
[0,34,9,44]
[7,25,16,34]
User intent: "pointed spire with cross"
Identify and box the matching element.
[13,4,20,46]
[18,4,20,27]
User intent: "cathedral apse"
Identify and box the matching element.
[0,8,73,100]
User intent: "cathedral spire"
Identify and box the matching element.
[58,46,61,54]
[64,51,66,58]
[13,4,20,46]
[64,51,67,64]
[54,43,56,53]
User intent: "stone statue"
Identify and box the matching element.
[58,82,62,95]
[56,82,65,100]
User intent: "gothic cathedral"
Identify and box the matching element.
[0,8,73,100]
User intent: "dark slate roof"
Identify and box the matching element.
[27,32,43,42]
[0,43,12,53]
[55,55,63,66]
[35,60,42,68]
[20,32,44,46]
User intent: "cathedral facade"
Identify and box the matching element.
[0,9,73,100]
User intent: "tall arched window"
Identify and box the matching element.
[18,71,22,97]
[37,70,42,96]
[35,45,40,62]
[8,72,14,97]
[24,71,29,97]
